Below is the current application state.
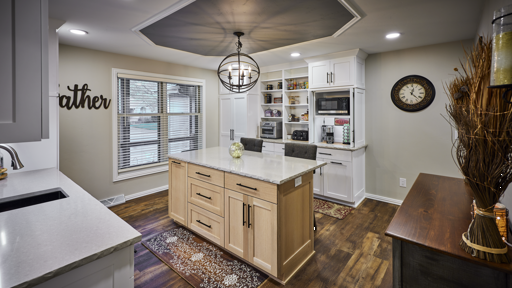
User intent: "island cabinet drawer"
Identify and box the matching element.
[169,158,187,168]
[188,204,225,247]
[188,177,224,217]
[317,148,351,162]
[225,173,277,204]
[188,163,225,187]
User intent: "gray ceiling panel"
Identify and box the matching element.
[140,0,354,56]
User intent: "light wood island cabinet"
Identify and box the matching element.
[168,148,325,284]
[168,158,187,225]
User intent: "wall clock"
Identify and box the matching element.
[391,75,435,112]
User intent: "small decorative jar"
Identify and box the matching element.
[264,107,273,117]
[491,5,512,86]
[229,142,245,158]
[272,109,282,117]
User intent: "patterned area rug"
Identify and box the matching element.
[314,198,354,219]
[142,228,268,288]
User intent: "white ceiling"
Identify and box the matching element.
[49,0,484,70]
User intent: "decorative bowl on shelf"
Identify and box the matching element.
[229,142,245,158]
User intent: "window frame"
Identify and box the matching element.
[112,68,206,182]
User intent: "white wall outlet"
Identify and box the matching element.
[400,178,406,188]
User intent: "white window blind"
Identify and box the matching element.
[116,74,203,172]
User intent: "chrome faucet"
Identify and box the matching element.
[0,144,24,170]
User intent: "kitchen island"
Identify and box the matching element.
[0,168,141,288]
[168,147,327,284]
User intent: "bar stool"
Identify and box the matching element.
[240,137,264,152]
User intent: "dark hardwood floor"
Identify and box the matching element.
[110,191,398,288]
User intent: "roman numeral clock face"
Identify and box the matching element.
[391,75,435,112]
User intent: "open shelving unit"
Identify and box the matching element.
[258,66,312,142]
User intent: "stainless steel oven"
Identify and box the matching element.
[317,96,350,115]
[260,122,282,139]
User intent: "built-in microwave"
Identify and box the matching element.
[317,96,350,115]
[260,122,282,139]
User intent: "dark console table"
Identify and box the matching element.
[385,173,512,288]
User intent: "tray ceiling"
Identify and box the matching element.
[137,0,356,56]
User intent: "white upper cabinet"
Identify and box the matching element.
[331,58,352,87]
[0,0,49,143]
[309,61,330,89]
[306,49,367,90]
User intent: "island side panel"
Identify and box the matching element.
[277,171,315,282]
[169,158,188,226]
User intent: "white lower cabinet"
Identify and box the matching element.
[261,142,285,155]
[262,142,274,154]
[274,143,285,155]
[314,147,365,206]
[313,167,323,195]
[322,160,352,202]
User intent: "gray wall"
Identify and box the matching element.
[59,44,219,200]
[365,39,473,201]
[476,0,511,37]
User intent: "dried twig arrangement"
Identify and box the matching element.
[446,37,512,263]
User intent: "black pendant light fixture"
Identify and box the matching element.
[218,32,260,93]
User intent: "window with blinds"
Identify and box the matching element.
[116,74,203,172]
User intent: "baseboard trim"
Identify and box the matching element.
[313,194,365,208]
[365,193,402,206]
[125,185,168,201]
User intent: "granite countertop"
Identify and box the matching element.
[169,147,326,185]
[0,168,141,288]
[258,138,368,151]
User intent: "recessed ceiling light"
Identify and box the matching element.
[386,33,400,39]
[291,52,301,57]
[70,29,88,35]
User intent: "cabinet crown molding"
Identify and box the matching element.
[304,49,368,63]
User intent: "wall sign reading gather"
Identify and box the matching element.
[59,84,111,110]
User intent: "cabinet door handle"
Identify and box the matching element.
[171,161,181,165]
[237,183,257,191]
[320,167,322,176]
[327,72,329,83]
[243,203,246,226]
[319,152,332,156]
[195,172,211,178]
[248,204,252,228]
[331,161,343,165]
[196,193,212,200]
[331,72,333,83]
[196,220,211,228]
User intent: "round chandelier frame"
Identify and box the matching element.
[217,32,260,93]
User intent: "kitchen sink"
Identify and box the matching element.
[0,188,69,213]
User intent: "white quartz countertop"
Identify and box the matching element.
[169,147,326,185]
[258,138,368,151]
[0,168,141,288]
